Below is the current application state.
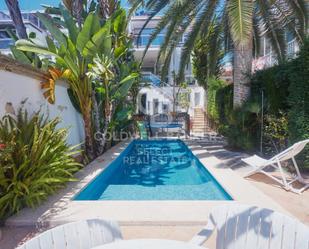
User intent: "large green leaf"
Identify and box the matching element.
[83,20,112,57]
[63,53,79,77]
[60,6,79,44]
[76,12,101,53]
[67,38,78,60]
[114,73,139,98]
[10,46,32,65]
[112,9,127,33]
[36,12,68,48]
[45,36,57,53]
[115,107,133,121]
[16,40,59,57]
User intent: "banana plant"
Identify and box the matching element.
[87,8,139,150]
[16,6,112,159]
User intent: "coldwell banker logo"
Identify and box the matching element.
[123,144,190,167]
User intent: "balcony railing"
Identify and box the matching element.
[287,39,299,58]
[134,35,165,47]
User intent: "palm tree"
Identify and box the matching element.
[5,0,28,39]
[62,0,84,27]
[129,0,307,107]
[98,0,119,19]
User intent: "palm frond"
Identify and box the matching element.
[227,0,253,46]
[141,1,183,60]
[178,0,220,80]
[155,0,200,72]
[135,0,170,48]
[256,0,286,60]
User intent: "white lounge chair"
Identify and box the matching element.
[242,139,309,194]
[16,219,122,249]
[190,204,309,249]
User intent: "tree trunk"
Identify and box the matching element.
[92,89,104,155]
[233,39,253,108]
[103,100,113,147]
[99,0,119,19]
[72,0,83,28]
[83,108,94,160]
[5,0,28,39]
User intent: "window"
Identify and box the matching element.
[162,104,168,113]
[0,30,11,39]
[134,28,165,47]
[29,14,39,26]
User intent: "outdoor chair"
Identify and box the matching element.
[242,139,309,194]
[190,204,309,249]
[16,219,122,249]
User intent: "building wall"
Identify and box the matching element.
[137,85,205,117]
[130,15,194,85]
[0,70,84,146]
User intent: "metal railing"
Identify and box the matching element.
[287,39,299,58]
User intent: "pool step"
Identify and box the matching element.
[97,183,231,201]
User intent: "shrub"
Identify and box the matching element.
[207,77,228,124]
[202,40,308,169]
[287,39,309,168]
[250,63,290,113]
[263,111,288,156]
[215,84,233,125]
[0,107,81,219]
[221,100,261,151]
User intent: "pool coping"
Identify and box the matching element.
[6,139,292,227]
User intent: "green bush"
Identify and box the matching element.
[0,107,82,219]
[216,84,233,125]
[204,40,309,168]
[220,100,261,151]
[250,63,290,113]
[287,39,309,168]
[207,79,259,151]
[207,77,228,125]
[263,111,288,156]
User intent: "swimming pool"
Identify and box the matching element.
[74,140,232,200]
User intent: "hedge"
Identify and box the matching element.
[208,39,309,168]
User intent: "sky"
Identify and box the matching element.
[0,0,130,11]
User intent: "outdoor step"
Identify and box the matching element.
[193,120,204,122]
[193,121,205,123]
[193,119,205,122]
[192,128,209,132]
[193,118,204,120]
[192,122,206,125]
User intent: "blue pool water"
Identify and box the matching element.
[74,140,232,200]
